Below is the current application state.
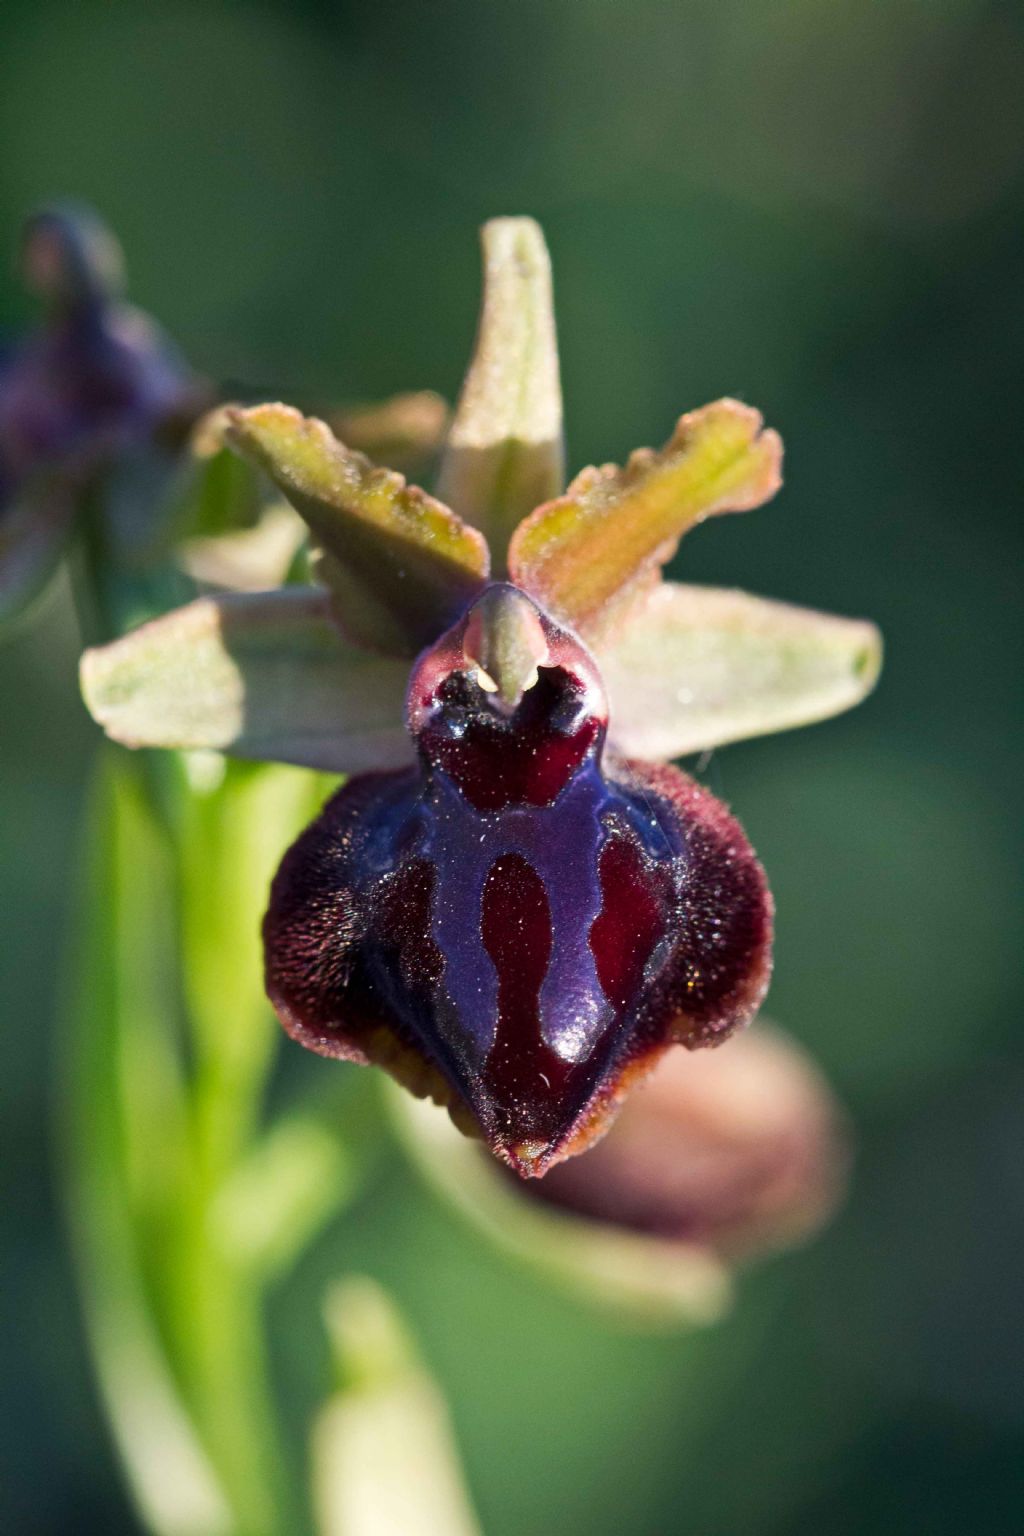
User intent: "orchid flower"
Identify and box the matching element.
[0,203,206,628]
[81,218,881,1179]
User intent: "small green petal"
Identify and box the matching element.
[596,582,882,759]
[437,217,564,563]
[80,587,413,773]
[0,473,76,632]
[226,404,489,655]
[314,1278,483,1536]
[509,398,782,640]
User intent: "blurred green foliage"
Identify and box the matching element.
[1,1,1022,1532]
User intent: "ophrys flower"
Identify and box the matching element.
[82,218,881,1176]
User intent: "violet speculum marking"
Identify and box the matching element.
[265,583,772,1175]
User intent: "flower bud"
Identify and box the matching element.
[390,1024,846,1324]
[528,1023,846,1259]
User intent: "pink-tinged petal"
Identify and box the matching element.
[225,404,489,656]
[508,399,782,642]
[81,588,413,774]
[596,582,883,759]
[263,585,772,1177]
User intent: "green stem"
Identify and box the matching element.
[146,756,328,1534]
[65,751,319,1535]
[64,493,361,1534]
[64,755,231,1536]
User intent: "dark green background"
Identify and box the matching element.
[2,2,1022,1532]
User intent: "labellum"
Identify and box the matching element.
[265,584,772,1175]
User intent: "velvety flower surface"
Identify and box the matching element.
[265,585,772,1174]
[82,217,881,1177]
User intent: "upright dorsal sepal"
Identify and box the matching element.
[437,218,564,564]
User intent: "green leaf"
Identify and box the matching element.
[388,1086,731,1330]
[226,403,489,654]
[314,1278,483,1536]
[596,582,882,759]
[80,587,413,773]
[173,758,327,1155]
[436,217,564,563]
[166,759,313,1531]
[508,398,782,639]
[0,471,76,631]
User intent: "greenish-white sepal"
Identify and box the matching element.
[180,503,307,591]
[80,587,413,773]
[330,391,449,478]
[212,1116,355,1282]
[598,582,883,759]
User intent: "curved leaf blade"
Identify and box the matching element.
[597,582,882,759]
[226,404,489,655]
[509,398,782,638]
[81,587,413,773]
[68,758,233,1536]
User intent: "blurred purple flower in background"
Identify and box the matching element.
[0,204,205,627]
